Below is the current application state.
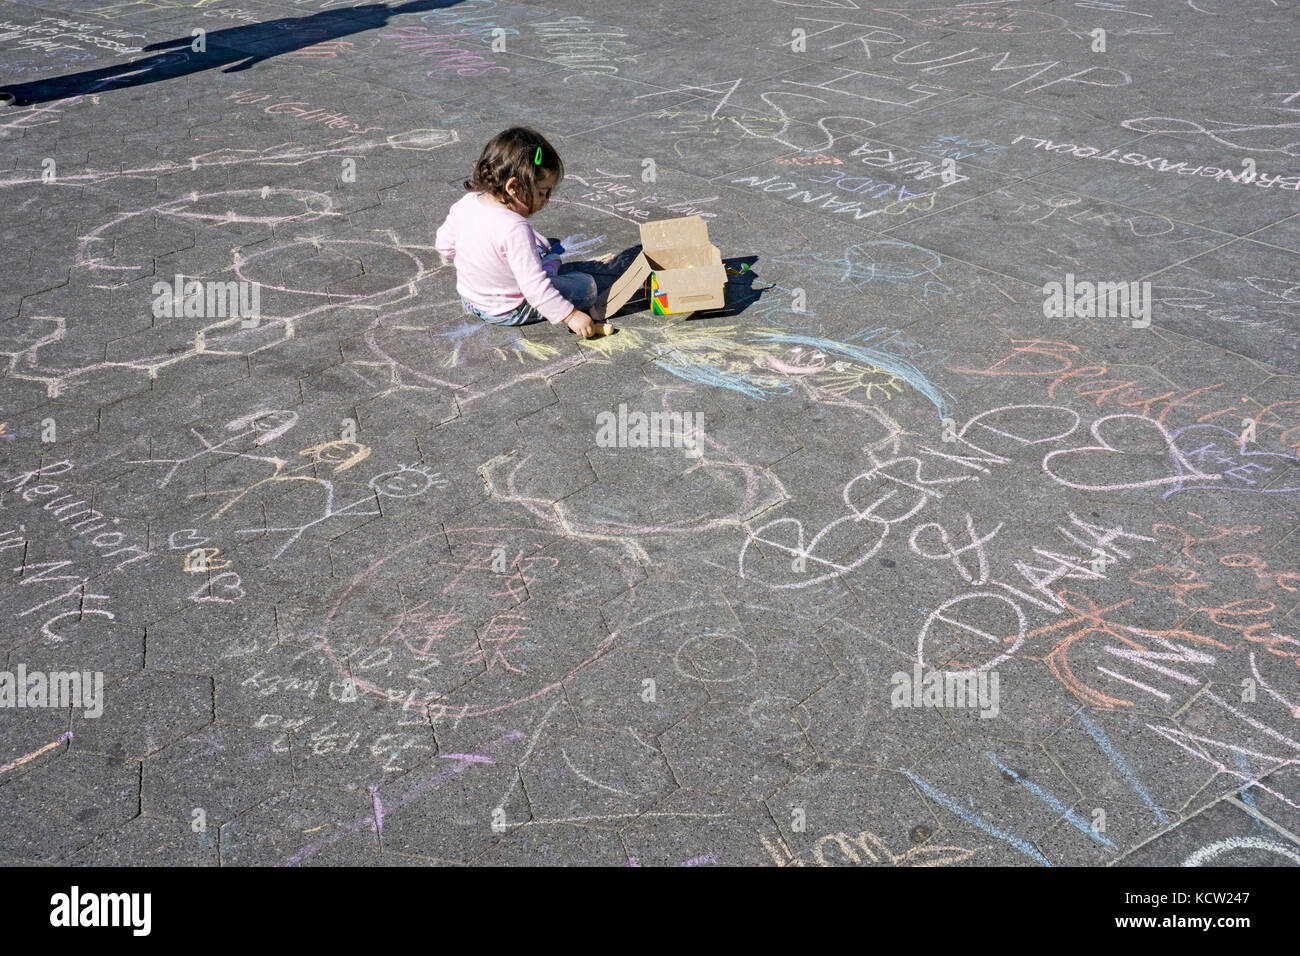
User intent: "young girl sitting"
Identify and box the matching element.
[436,127,600,338]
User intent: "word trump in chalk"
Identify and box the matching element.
[889,664,999,718]
[50,887,150,937]
[151,274,262,328]
[0,665,103,718]
[595,404,704,457]
[1042,273,1152,328]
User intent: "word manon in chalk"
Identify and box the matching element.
[1043,273,1151,327]
[0,665,103,718]
[596,404,704,456]
[890,664,1000,718]
[151,274,261,327]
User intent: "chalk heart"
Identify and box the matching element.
[1042,414,1220,493]
[1171,424,1300,495]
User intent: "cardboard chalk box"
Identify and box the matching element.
[601,216,727,318]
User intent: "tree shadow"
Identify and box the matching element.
[0,0,460,107]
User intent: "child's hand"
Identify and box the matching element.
[565,310,595,338]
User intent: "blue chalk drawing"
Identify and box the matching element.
[902,768,1053,866]
[986,752,1115,849]
[752,330,951,419]
[1074,706,1170,825]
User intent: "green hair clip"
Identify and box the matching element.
[534,146,543,165]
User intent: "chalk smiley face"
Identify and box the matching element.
[369,464,446,498]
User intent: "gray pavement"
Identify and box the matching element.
[1,0,1298,867]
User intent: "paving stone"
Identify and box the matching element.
[0,752,140,862]
[474,820,629,865]
[288,698,436,792]
[219,785,379,866]
[0,705,72,785]
[519,726,676,825]
[364,750,531,862]
[67,812,220,866]
[660,701,815,800]
[141,723,294,827]
[1118,800,1300,866]
[564,645,708,736]
[618,788,785,866]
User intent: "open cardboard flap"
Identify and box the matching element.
[599,216,726,320]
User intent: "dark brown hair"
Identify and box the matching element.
[464,127,563,212]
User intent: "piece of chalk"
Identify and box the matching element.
[590,323,615,337]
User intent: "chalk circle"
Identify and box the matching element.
[916,590,1026,673]
[386,129,459,151]
[320,528,637,718]
[163,188,335,226]
[236,237,424,301]
[674,632,757,684]
[1183,836,1300,867]
[369,465,444,498]
[77,190,338,279]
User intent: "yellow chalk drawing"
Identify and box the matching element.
[759,830,975,867]
[493,338,561,364]
[578,325,649,355]
[184,547,231,573]
[437,315,945,412]
[195,440,371,519]
[883,191,936,216]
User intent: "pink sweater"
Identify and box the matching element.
[435,191,573,322]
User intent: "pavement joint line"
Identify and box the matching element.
[1222,794,1300,849]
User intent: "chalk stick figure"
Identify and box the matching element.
[239,463,446,558]
[130,409,298,488]
[200,439,370,519]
